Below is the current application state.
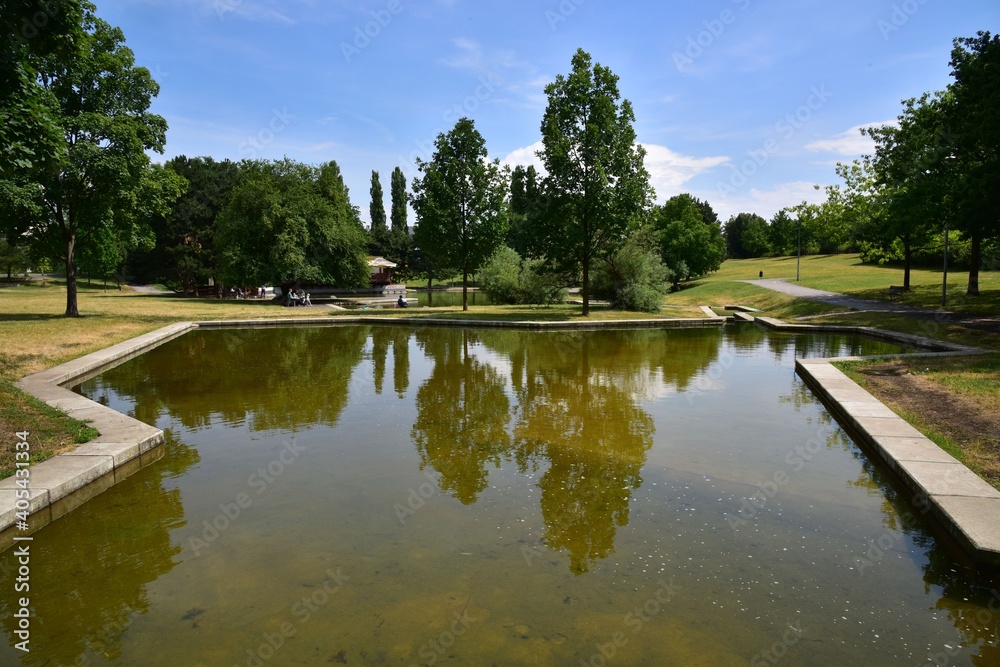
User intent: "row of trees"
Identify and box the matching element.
[0,0,785,317]
[411,50,730,314]
[787,32,999,295]
[128,157,413,295]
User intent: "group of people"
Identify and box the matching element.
[286,289,312,307]
[229,286,267,299]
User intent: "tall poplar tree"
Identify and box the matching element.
[390,166,408,235]
[369,169,388,255]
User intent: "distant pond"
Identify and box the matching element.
[1,324,996,666]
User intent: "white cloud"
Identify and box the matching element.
[443,38,483,69]
[500,141,546,174]
[194,0,295,24]
[805,121,896,156]
[692,181,828,222]
[642,144,729,199]
[500,142,729,202]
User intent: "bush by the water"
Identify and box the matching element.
[592,239,671,312]
[479,247,567,305]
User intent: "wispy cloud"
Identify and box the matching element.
[442,37,484,69]
[694,180,827,221]
[805,121,896,156]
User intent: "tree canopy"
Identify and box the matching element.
[411,117,509,310]
[216,159,369,291]
[0,2,181,315]
[654,195,726,284]
[537,48,652,315]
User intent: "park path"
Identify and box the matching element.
[127,283,164,294]
[743,279,1000,335]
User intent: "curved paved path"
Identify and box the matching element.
[744,279,1000,334]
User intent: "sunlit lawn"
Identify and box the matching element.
[702,253,1000,314]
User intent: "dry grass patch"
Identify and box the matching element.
[837,355,1000,492]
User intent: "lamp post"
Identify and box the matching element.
[796,217,801,282]
[941,218,949,308]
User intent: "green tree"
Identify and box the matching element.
[387,166,413,275]
[724,212,770,258]
[537,48,653,316]
[479,246,567,305]
[508,164,542,257]
[655,198,725,285]
[592,233,670,312]
[390,166,408,235]
[692,195,719,225]
[0,3,178,316]
[216,159,369,293]
[858,108,943,291]
[368,169,389,255]
[411,117,510,311]
[948,31,1000,296]
[768,210,799,256]
[0,234,31,280]
[129,156,239,292]
[0,0,84,177]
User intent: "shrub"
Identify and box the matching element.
[480,247,567,305]
[593,238,670,312]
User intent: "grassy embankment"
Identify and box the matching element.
[0,280,704,476]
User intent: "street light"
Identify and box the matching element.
[796,217,801,282]
[941,218,949,308]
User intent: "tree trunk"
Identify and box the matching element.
[581,257,590,316]
[427,275,433,306]
[462,266,469,311]
[65,234,79,317]
[967,235,981,297]
[902,236,912,290]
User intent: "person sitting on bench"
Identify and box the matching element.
[397,295,408,308]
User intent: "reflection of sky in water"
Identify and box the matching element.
[1,326,996,666]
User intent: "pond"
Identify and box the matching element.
[1,324,997,666]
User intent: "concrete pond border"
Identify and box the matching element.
[4,311,998,566]
[748,314,1000,566]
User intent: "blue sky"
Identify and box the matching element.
[100,0,998,223]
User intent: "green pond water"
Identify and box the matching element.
[2,324,998,666]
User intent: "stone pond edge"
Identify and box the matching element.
[752,315,1000,566]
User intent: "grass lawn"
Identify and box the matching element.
[704,253,1000,314]
[836,355,1000,491]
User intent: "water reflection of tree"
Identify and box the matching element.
[408,328,728,573]
[0,432,198,666]
[509,333,655,573]
[370,325,410,397]
[411,329,511,504]
[81,327,369,432]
